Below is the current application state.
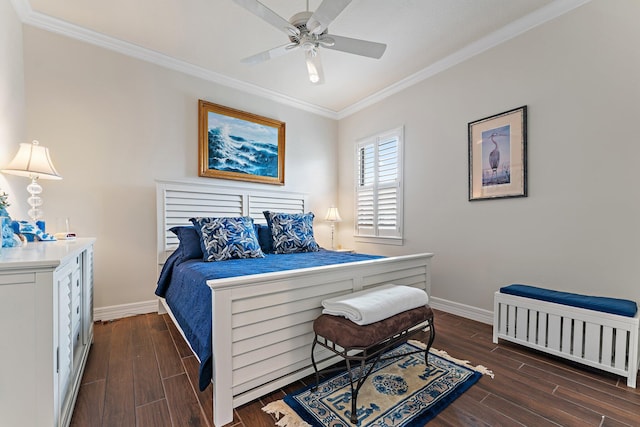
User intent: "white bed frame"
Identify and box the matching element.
[156,179,434,426]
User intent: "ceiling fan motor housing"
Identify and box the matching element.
[288,11,328,46]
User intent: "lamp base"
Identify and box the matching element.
[330,223,336,250]
[26,177,43,222]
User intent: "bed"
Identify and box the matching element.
[155,179,434,426]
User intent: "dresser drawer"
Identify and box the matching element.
[0,273,36,285]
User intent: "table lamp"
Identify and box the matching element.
[2,140,62,222]
[325,206,342,250]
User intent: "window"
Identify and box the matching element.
[355,126,403,244]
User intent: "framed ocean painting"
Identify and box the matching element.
[468,106,527,201]
[198,100,285,185]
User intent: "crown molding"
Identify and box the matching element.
[12,0,339,119]
[13,0,591,121]
[337,0,592,119]
[9,0,29,20]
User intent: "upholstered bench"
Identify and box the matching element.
[494,284,639,387]
[311,305,435,424]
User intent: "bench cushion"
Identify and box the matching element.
[313,305,433,348]
[500,284,638,318]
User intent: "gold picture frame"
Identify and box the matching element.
[468,106,527,201]
[198,100,285,185]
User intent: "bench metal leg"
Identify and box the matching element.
[425,318,436,367]
[346,347,389,424]
[310,338,320,391]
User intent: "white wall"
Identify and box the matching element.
[20,27,338,310]
[0,0,27,211]
[338,0,640,312]
[13,0,640,318]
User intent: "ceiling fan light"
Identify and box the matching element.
[306,60,320,83]
[305,48,323,84]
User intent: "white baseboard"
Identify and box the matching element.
[429,296,493,325]
[94,299,158,322]
[93,296,495,326]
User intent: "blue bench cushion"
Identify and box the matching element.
[500,284,638,318]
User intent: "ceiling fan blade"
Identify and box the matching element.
[305,48,325,84]
[241,43,299,64]
[307,0,352,35]
[233,0,299,36]
[324,34,387,59]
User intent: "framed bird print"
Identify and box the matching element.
[468,106,527,201]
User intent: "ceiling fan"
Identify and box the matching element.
[233,0,387,84]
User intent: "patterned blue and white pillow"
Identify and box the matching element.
[189,216,264,262]
[264,211,320,254]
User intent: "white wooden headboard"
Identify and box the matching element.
[156,179,308,262]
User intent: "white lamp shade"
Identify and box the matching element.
[2,140,62,180]
[325,206,342,222]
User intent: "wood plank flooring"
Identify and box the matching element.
[71,310,640,426]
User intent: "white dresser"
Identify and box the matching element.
[0,238,95,427]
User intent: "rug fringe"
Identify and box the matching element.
[262,401,312,427]
[408,340,495,378]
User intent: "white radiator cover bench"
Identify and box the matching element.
[493,286,639,387]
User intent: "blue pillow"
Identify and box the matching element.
[255,224,273,254]
[190,216,264,262]
[169,226,203,260]
[157,226,203,297]
[263,211,320,254]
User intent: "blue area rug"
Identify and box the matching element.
[263,341,493,426]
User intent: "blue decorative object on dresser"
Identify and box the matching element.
[0,199,18,248]
[12,220,56,242]
[1,214,18,248]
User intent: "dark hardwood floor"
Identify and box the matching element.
[70,310,640,426]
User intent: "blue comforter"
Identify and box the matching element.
[155,250,383,390]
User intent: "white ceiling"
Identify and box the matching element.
[15,0,590,118]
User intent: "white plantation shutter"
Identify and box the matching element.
[355,127,403,242]
[356,188,374,234]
